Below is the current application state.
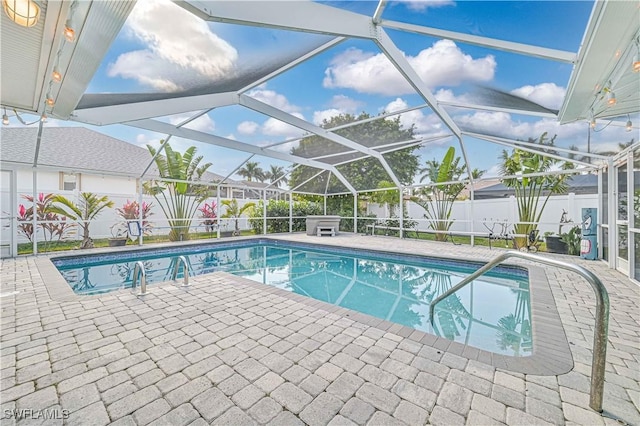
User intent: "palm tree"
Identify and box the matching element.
[221,199,256,236]
[470,168,486,180]
[49,192,114,249]
[265,165,288,188]
[237,161,265,182]
[145,143,212,241]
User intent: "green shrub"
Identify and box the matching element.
[249,199,322,234]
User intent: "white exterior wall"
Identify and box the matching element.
[367,193,598,236]
[81,175,138,194]
[16,170,59,192]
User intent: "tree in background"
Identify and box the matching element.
[412,147,469,241]
[289,113,419,193]
[237,161,265,182]
[49,192,114,249]
[145,143,212,241]
[499,132,573,249]
[265,165,288,188]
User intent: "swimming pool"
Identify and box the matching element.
[52,239,532,356]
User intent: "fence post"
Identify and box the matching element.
[470,186,475,247]
[399,186,404,239]
[32,169,37,255]
[568,192,576,222]
[263,189,267,235]
[289,192,293,233]
[216,186,221,239]
[138,179,144,246]
[353,194,358,234]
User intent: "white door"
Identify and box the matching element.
[0,170,15,258]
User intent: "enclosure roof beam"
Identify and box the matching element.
[380,19,576,63]
[260,101,432,151]
[372,1,387,24]
[438,100,558,119]
[177,0,373,38]
[239,94,402,187]
[220,154,255,185]
[375,29,462,139]
[464,132,610,160]
[470,133,594,168]
[125,118,356,194]
[72,92,237,126]
[291,170,327,192]
[265,165,300,190]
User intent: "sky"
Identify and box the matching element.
[7,0,639,186]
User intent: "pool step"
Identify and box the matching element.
[316,226,335,237]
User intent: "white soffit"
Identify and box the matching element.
[0,0,134,118]
[560,1,640,123]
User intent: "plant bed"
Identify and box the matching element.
[545,235,568,254]
[108,238,128,247]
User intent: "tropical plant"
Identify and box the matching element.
[237,161,265,182]
[113,200,154,238]
[16,193,73,246]
[560,225,582,256]
[198,201,218,232]
[221,199,255,236]
[265,165,288,188]
[144,143,212,241]
[499,132,573,248]
[48,192,114,249]
[412,147,468,241]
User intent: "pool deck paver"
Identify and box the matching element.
[0,234,638,425]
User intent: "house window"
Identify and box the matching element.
[60,173,79,191]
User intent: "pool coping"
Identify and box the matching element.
[34,235,574,376]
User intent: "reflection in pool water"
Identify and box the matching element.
[55,243,531,356]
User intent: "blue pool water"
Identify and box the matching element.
[53,240,532,356]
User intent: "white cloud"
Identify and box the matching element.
[510,83,566,110]
[330,95,364,112]
[167,114,215,133]
[313,109,343,126]
[135,133,161,147]
[383,98,446,136]
[323,40,495,96]
[397,0,455,11]
[108,0,237,91]
[456,111,633,150]
[262,114,306,138]
[247,88,300,113]
[237,121,259,135]
[312,95,365,126]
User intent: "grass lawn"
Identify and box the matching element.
[18,228,552,255]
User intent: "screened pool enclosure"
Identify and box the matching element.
[0,0,638,281]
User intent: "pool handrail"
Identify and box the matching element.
[428,251,609,413]
[132,261,147,296]
[171,255,189,286]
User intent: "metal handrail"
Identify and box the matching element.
[429,251,609,413]
[171,256,189,286]
[132,261,147,295]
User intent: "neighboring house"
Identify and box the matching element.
[473,174,599,199]
[0,127,228,194]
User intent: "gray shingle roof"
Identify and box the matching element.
[0,127,226,182]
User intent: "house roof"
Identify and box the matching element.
[0,127,227,182]
[474,174,598,199]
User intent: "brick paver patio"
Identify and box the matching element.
[1,234,638,425]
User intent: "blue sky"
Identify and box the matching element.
[10,0,638,184]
